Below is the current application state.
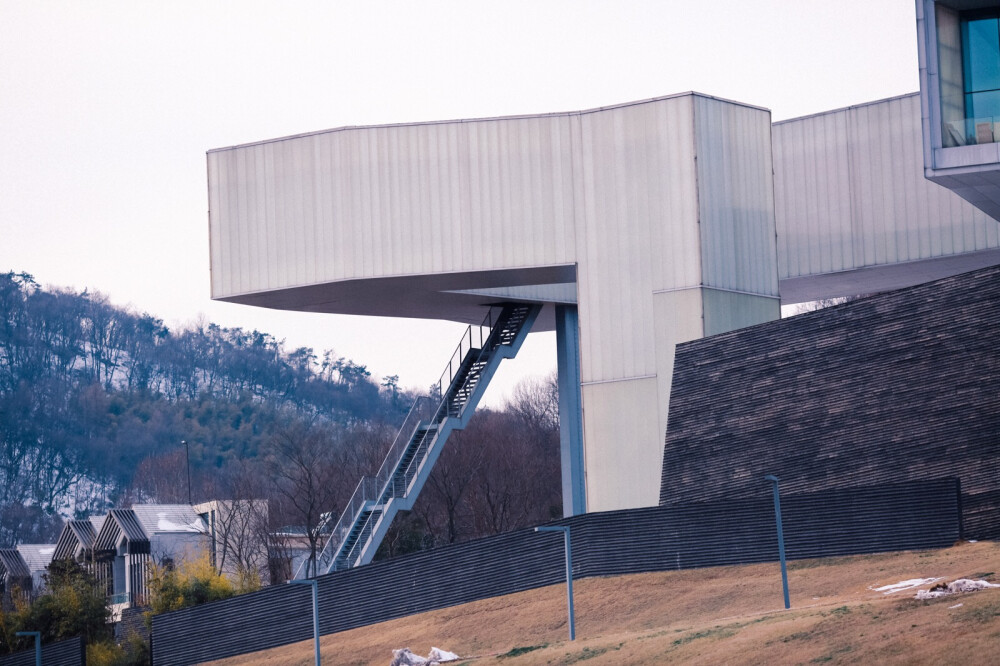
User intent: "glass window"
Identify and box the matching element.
[966,90,1000,121]
[949,9,1000,145]
[962,16,1000,95]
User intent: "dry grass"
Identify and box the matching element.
[207,541,1000,665]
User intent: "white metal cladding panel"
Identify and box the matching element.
[701,290,780,338]
[574,96,702,383]
[581,377,663,512]
[644,98,701,292]
[773,94,1000,282]
[209,114,582,298]
[772,108,854,279]
[652,288,705,465]
[694,97,779,297]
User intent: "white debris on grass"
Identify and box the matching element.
[949,603,964,609]
[390,647,461,666]
[914,579,1000,600]
[869,578,941,594]
[390,649,426,666]
[428,648,460,662]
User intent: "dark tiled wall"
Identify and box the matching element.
[151,479,959,666]
[661,266,1000,540]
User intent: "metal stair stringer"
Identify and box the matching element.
[353,303,541,568]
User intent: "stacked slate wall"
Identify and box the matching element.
[0,637,84,666]
[151,479,959,665]
[661,265,1000,540]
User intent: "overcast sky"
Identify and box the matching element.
[0,1,920,404]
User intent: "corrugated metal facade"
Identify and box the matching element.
[773,93,1000,282]
[694,96,779,297]
[209,113,580,298]
[151,479,960,666]
[209,93,780,513]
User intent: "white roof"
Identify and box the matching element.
[130,504,207,535]
[16,544,56,573]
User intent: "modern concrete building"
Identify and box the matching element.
[194,499,270,582]
[0,544,55,606]
[89,504,208,618]
[917,0,1000,219]
[208,93,780,520]
[207,26,1000,550]
[53,515,105,566]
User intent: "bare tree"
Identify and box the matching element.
[126,448,192,505]
[263,413,345,578]
[209,461,272,586]
[791,294,867,316]
[414,426,486,546]
[506,371,559,432]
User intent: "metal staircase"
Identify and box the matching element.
[293,303,539,579]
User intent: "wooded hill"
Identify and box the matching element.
[0,271,560,559]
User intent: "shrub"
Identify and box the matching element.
[145,550,258,619]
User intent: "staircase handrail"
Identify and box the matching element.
[429,305,511,422]
[338,509,380,570]
[430,308,491,403]
[293,475,378,579]
[295,303,529,578]
[369,306,501,504]
[373,395,434,491]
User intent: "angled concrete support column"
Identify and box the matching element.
[556,304,586,517]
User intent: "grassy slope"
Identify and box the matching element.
[208,541,1000,665]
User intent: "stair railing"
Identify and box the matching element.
[337,509,381,569]
[294,475,377,579]
[295,304,525,578]
[430,306,497,405]
[373,396,434,497]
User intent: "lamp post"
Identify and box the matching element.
[289,579,321,665]
[15,631,40,666]
[535,525,575,641]
[183,439,192,504]
[764,474,790,609]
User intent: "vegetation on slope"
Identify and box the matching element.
[0,271,561,565]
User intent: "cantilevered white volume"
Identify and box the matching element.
[207,92,781,514]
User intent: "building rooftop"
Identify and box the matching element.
[16,544,56,573]
[131,504,206,536]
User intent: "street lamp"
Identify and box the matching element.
[15,631,40,666]
[764,475,790,609]
[183,439,192,504]
[535,525,575,641]
[289,579,321,665]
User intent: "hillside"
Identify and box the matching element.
[208,541,1000,665]
[0,271,561,562]
[0,270,403,543]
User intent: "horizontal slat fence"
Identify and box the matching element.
[0,637,84,666]
[152,478,959,665]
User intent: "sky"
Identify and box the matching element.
[0,0,920,405]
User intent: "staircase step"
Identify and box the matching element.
[311,304,537,576]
